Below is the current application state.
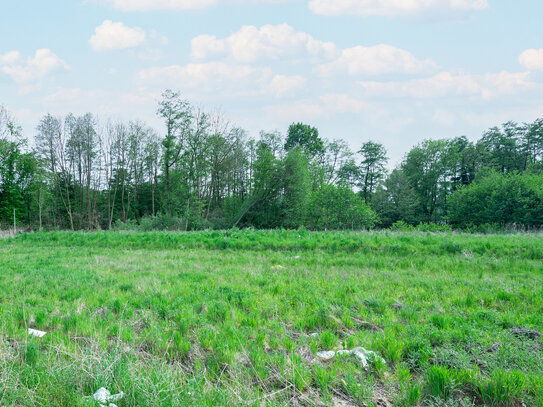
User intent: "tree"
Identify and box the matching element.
[358,141,388,203]
[235,140,282,228]
[157,90,192,229]
[372,168,419,227]
[477,122,524,174]
[0,139,37,226]
[522,118,543,171]
[309,184,378,230]
[282,147,311,228]
[35,114,63,227]
[322,139,353,185]
[448,170,543,228]
[402,139,449,222]
[284,123,324,158]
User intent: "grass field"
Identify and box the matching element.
[1,230,542,406]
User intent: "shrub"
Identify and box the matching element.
[390,220,414,231]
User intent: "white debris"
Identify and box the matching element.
[317,347,385,368]
[294,256,301,259]
[28,328,47,338]
[84,387,124,407]
[317,350,336,360]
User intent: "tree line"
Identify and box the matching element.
[1,90,543,232]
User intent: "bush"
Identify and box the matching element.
[415,222,452,232]
[448,171,543,228]
[390,220,414,231]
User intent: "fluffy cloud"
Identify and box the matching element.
[519,49,543,71]
[308,0,489,17]
[358,71,535,99]
[137,62,268,90]
[192,24,433,77]
[101,0,288,11]
[90,20,147,52]
[0,51,20,65]
[0,49,70,83]
[136,62,305,97]
[318,44,437,76]
[191,24,337,63]
[102,0,215,11]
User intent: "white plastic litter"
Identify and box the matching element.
[317,347,385,368]
[84,387,124,407]
[28,328,47,338]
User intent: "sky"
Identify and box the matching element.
[1,0,543,166]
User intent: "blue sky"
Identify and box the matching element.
[2,0,543,165]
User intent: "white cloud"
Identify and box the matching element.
[103,0,215,11]
[191,25,433,77]
[90,20,147,52]
[0,51,21,65]
[191,24,337,63]
[308,0,489,17]
[358,71,535,99]
[137,62,269,90]
[101,0,288,11]
[519,49,543,71]
[0,49,69,84]
[137,62,305,98]
[318,44,437,76]
[264,75,306,97]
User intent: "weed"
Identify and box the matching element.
[476,369,526,406]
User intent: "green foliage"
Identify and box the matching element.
[358,141,388,203]
[3,99,543,231]
[390,220,415,231]
[282,147,311,228]
[448,170,543,228]
[372,168,420,227]
[309,184,379,230]
[284,122,324,157]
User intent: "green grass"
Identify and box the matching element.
[0,230,542,406]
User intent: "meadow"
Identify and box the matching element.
[0,230,542,406]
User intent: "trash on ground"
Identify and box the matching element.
[317,347,385,368]
[84,387,124,407]
[28,328,47,338]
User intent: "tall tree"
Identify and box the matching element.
[282,147,311,228]
[284,123,324,158]
[157,90,192,229]
[402,139,449,222]
[358,141,388,203]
